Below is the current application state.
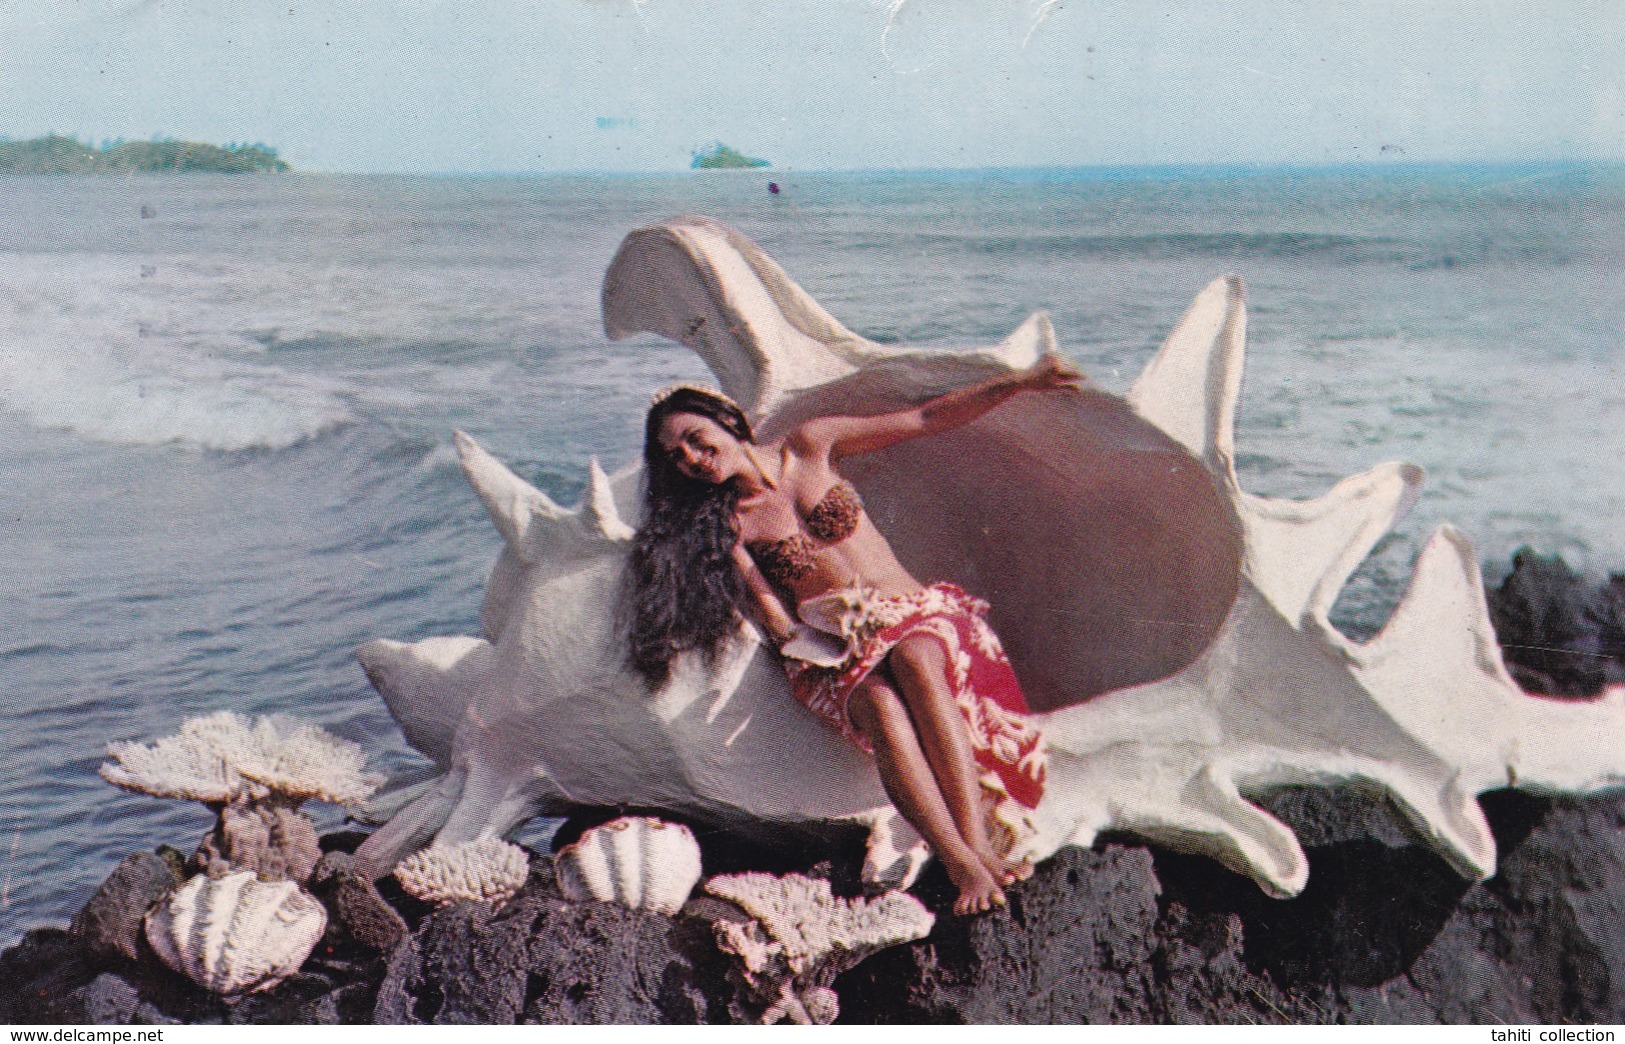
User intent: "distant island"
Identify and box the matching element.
[691,143,769,170]
[0,135,289,174]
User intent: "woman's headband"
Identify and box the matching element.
[649,382,743,413]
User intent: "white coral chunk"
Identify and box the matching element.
[229,715,385,806]
[704,872,934,1024]
[394,837,530,907]
[100,711,384,807]
[554,816,702,915]
[144,871,327,995]
[101,729,248,804]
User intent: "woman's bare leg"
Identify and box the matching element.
[887,635,1032,886]
[848,679,1004,915]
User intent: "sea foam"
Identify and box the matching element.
[0,259,354,452]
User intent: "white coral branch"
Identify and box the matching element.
[705,872,934,1023]
[101,712,261,804]
[230,715,384,806]
[394,837,530,907]
[707,872,934,976]
[99,711,383,808]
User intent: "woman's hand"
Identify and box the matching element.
[1018,353,1085,393]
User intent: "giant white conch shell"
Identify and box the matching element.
[144,871,327,995]
[354,216,1625,899]
[553,816,702,914]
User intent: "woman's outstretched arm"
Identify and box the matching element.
[794,354,1085,462]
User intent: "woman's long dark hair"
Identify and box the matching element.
[630,387,754,687]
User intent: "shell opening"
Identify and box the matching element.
[822,385,1244,711]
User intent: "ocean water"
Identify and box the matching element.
[2,165,1621,944]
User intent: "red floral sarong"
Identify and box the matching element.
[781,582,1047,846]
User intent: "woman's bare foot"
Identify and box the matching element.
[944,851,1006,915]
[978,850,1033,887]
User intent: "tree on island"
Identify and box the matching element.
[691,143,770,170]
[0,135,290,174]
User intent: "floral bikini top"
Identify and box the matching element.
[746,481,865,589]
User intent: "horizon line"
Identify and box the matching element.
[287,156,1625,178]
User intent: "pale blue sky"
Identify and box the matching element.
[3,0,1621,172]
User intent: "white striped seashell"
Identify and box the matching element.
[554,816,701,914]
[144,870,327,995]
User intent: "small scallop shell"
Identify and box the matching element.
[554,816,702,915]
[144,871,327,995]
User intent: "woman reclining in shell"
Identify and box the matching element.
[631,356,1082,914]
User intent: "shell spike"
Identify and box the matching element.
[1187,765,1309,898]
[454,431,567,560]
[584,458,635,542]
[992,311,1056,369]
[1239,460,1426,634]
[1355,525,1625,794]
[1358,525,1506,679]
[1382,772,1497,882]
[1127,275,1247,474]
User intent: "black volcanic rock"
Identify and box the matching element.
[70,975,149,1024]
[43,972,178,1026]
[5,789,1624,1024]
[835,787,1625,1025]
[1,930,99,1023]
[374,861,727,1024]
[1486,547,1625,696]
[310,851,409,953]
[1151,789,1625,1025]
[836,845,1161,1023]
[69,851,181,964]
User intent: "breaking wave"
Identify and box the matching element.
[0,298,355,452]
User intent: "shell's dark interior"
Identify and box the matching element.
[769,378,1244,713]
